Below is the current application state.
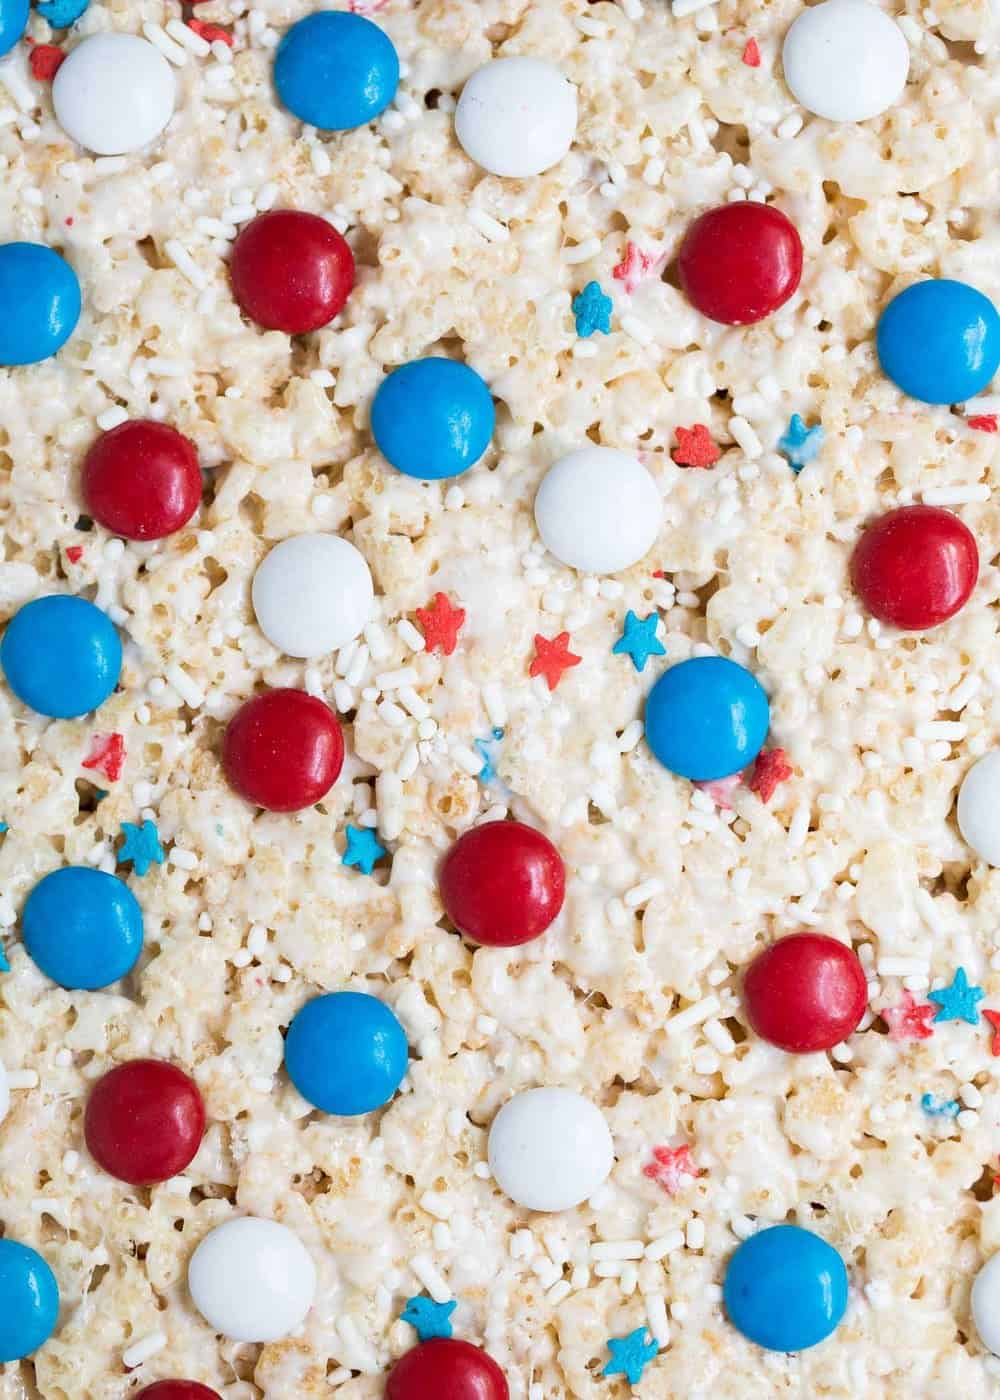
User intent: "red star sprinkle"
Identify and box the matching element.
[883,990,935,1042]
[984,1010,1000,1056]
[693,773,743,809]
[672,424,721,469]
[612,241,666,295]
[748,748,793,803]
[644,1143,702,1196]
[65,545,83,563]
[742,38,761,67]
[82,732,125,783]
[529,632,582,691]
[415,592,466,656]
[968,415,998,433]
[188,19,234,44]
[28,44,65,80]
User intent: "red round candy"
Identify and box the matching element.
[850,504,978,631]
[81,420,202,541]
[230,210,354,334]
[439,820,565,947]
[84,1060,206,1185]
[386,1339,509,1400]
[678,202,803,325]
[222,688,344,812]
[139,1385,222,1400]
[743,933,868,1053]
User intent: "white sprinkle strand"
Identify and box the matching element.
[122,1331,168,1368]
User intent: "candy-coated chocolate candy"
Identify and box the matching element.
[371,357,495,481]
[439,821,565,947]
[972,1252,1000,1356]
[534,447,662,575]
[52,34,175,155]
[957,751,1000,867]
[386,1338,509,1400]
[454,57,577,178]
[81,420,202,541]
[876,278,1000,404]
[0,243,80,365]
[488,1087,614,1212]
[0,0,27,57]
[782,0,909,122]
[230,210,354,334]
[84,1059,206,1184]
[23,867,143,990]
[252,533,374,658]
[0,1240,59,1362]
[188,1217,316,1342]
[284,991,408,1115]
[274,11,399,131]
[743,933,867,1053]
[1,595,121,718]
[644,656,770,782]
[138,1384,222,1400]
[724,1224,847,1351]
[850,505,978,630]
[222,689,344,812]
[678,203,803,325]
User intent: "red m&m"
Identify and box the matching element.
[678,203,803,325]
[850,504,978,631]
[439,820,565,947]
[81,420,202,541]
[138,1384,221,1400]
[743,933,868,1053]
[386,1339,509,1400]
[84,1060,205,1185]
[222,688,344,812]
[230,210,354,334]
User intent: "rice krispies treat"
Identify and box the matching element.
[1,0,1000,1395]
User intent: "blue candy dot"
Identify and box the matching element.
[1,595,121,718]
[284,991,408,1115]
[0,243,81,366]
[644,655,769,781]
[23,867,143,990]
[274,11,399,131]
[724,1224,848,1352]
[0,1240,59,1362]
[877,278,1000,405]
[371,357,495,480]
[0,0,28,57]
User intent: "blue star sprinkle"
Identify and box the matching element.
[929,966,984,1025]
[0,943,8,973]
[400,1295,457,1342]
[921,1092,960,1118]
[36,0,90,26]
[474,727,505,783]
[0,821,7,834]
[612,611,666,673]
[572,281,612,338]
[342,824,386,876]
[778,414,825,473]
[118,819,165,877]
[602,1328,659,1386]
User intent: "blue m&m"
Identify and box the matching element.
[1,595,121,718]
[0,244,81,366]
[371,357,495,481]
[644,656,770,781]
[0,1239,59,1362]
[0,0,27,58]
[284,991,408,1115]
[23,867,143,990]
[274,11,399,132]
[724,1224,848,1352]
[877,278,1000,404]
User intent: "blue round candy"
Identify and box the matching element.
[0,1240,59,1362]
[23,867,143,990]
[644,655,769,782]
[877,278,1000,405]
[724,1224,848,1352]
[0,243,81,366]
[371,357,495,480]
[1,595,121,718]
[284,991,408,1115]
[0,0,28,58]
[274,11,399,132]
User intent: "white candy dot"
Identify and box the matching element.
[252,534,375,659]
[188,1217,316,1342]
[782,0,909,123]
[534,447,662,575]
[973,1253,1000,1355]
[53,35,175,156]
[488,1087,614,1212]
[454,57,577,178]
[957,750,1000,866]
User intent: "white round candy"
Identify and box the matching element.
[188,1217,316,1342]
[782,0,909,123]
[252,533,375,659]
[454,57,577,178]
[53,35,175,156]
[488,1087,614,1212]
[957,750,1000,867]
[534,447,662,575]
[973,1253,1000,1354]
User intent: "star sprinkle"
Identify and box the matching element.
[983,1010,1000,1056]
[671,424,721,468]
[118,819,165,877]
[65,544,83,563]
[28,44,65,80]
[0,822,7,834]
[36,0,89,25]
[693,773,742,809]
[747,748,793,803]
[187,19,233,44]
[474,727,505,782]
[0,943,8,973]
[416,592,466,656]
[778,414,825,472]
[572,281,612,338]
[602,1328,659,1386]
[928,967,984,1026]
[613,241,666,295]
[613,611,666,673]
[883,990,935,1042]
[400,1295,456,1342]
[643,1143,702,1196]
[342,824,386,875]
[968,415,998,432]
[921,1092,959,1118]
[530,632,582,691]
[82,732,125,783]
[742,37,761,66]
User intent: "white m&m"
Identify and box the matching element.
[782,0,909,124]
[488,1087,614,1212]
[454,57,577,179]
[188,1216,316,1342]
[973,1253,1000,1355]
[252,533,375,659]
[957,751,1000,867]
[534,447,662,575]
[53,34,175,156]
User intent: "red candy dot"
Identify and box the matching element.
[678,202,803,325]
[81,420,202,541]
[386,1339,509,1400]
[439,821,565,948]
[222,689,344,812]
[84,1060,206,1185]
[850,504,978,631]
[743,933,868,1053]
[138,1385,221,1400]
[230,210,355,334]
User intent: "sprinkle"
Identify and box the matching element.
[983,1010,1000,1056]
[122,1330,167,1369]
[742,37,761,67]
[644,1230,684,1261]
[530,632,582,691]
[643,1143,702,1196]
[921,484,990,506]
[474,727,505,782]
[35,0,89,26]
[0,944,8,972]
[968,415,998,432]
[415,592,466,656]
[883,990,935,1042]
[165,662,205,709]
[468,209,509,242]
[28,45,65,81]
[409,1253,452,1304]
[82,732,125,783]
[612,240,666,295]
[342,825,386,875]
[612,610,665,672]
[729,416,762,458]
[778,414,825,472]
[921,1092,959,1118]
[64,544,83,564]
[400,1295,456,1342]
[748,748,792,803]
[571,281,612,338]
[118,820,165,877]
[929,967,984,1025]
[188,19,234,45]
[693,773,742,809]
[602,1327,659,1386]
[591,1239,644,1261]
[665,994,720,1035]
[397,619,426,652]
[671,423,721,468]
